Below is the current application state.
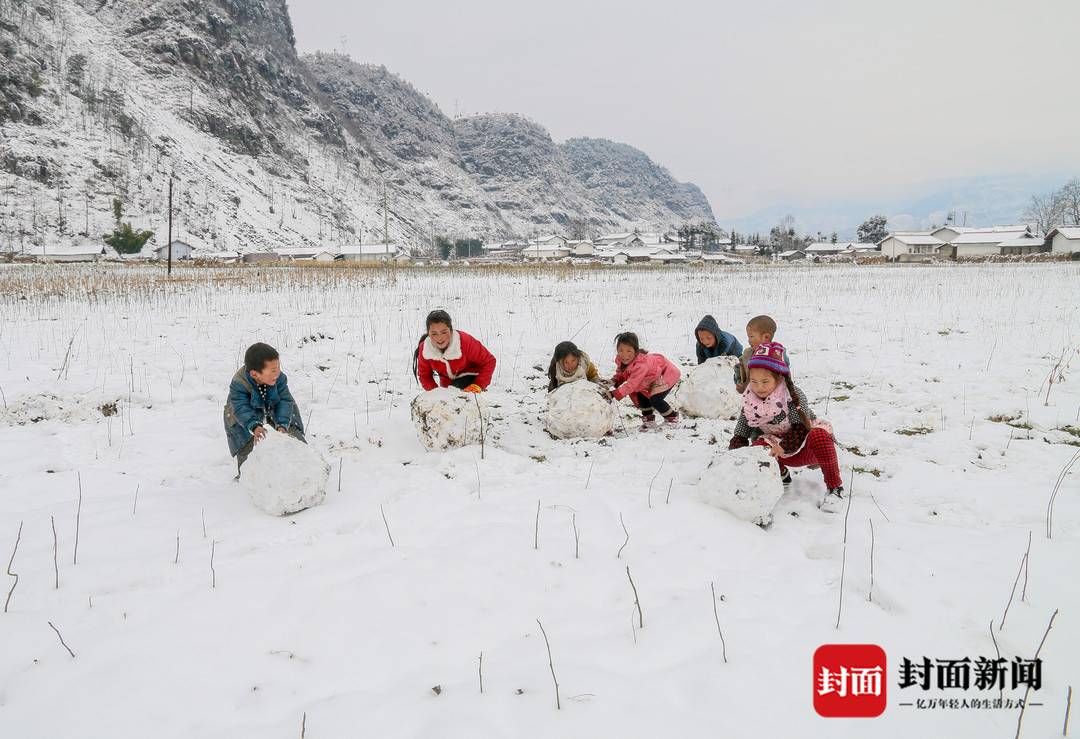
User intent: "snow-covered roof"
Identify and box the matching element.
[997,235,1046,248]
[949,231,1027,245]
[337,243,401,255]
[881,233,943,246]
[534,235,567,245]
[648,252,686,261]
[733,244,757,252]
[1047,226,1080,240]
[201,251,241,259]
[273,246,338,258]
[778,249,805,258]
[567,240,593,247]
[702,253,743,263]
[805,243,844,252]
[598,246,673,259]
[24,243,106,257]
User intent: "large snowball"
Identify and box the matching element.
[411,387,489,451]
[675,356,742,419]
[240,431,329,515]
[699,446,784,527]
[544,381,615,439]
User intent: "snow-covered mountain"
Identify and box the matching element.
[0,0,715,254]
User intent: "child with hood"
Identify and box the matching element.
[694,315,743,364]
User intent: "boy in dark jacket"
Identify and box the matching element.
[695,315,744,364]
[223,342,305,474]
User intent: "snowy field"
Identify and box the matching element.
[0,262,1078,738]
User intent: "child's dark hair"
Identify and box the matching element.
[412,310,454,382]
[426,310,453,331]
[614,332,641,354]
[782,373,813,430]
[548,340,585,392]
[244,342,279,373]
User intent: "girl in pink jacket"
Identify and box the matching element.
[611,332,682,430]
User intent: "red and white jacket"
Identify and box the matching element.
[612,350,681,401]
[416,330,497,391]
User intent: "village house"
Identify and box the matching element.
[153,239,195,261]
[937,229,1029,259]
[24,242,108,263]
[273,246,339,262]
[595,232,646,249]
[567,240,595,257]
[1047,226,1080,254]
[998,233,1049,256]
[877,232,944,260]
[336,243,401,263]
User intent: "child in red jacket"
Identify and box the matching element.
[413,310,497,392]
[611,332,682,430]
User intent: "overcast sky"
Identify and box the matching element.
[290,0,1080,223]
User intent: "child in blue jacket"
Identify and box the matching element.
[223,342,305,474]
[694,314,744,364]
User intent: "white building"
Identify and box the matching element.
[647,250,687,263]
[778,249,806,261]
[595,232,645,249]
[568,240,595,257]
[877,232,944,260]
[940,229,1028,258]
[274,246,339,262]
[999,234,1049,255]
[337,243,401,263]
[481,240,527,258]
[153,240,195,261]
[805,242,845,256]
[702,253,743,264]
[597,245,674,263]
[1047,226,1080,254]
[26,243,107,263]
[931,225,1030,243]
[522,242,571,260]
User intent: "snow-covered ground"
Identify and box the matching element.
[0,262,1077,738]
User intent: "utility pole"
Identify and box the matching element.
[383,183,389,257]
[167,174,174,277]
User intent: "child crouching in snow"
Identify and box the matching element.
[611,332,681,430]
[224,342,305,475]
[728,342,844,511]
[547,341,601,392]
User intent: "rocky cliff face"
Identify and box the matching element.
[0,0,715,254]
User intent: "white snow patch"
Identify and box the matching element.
[410,388,489,450]
[675,356,742,419]
[543,381,615,439]
[699,445,785,526]
[239,431,329,515]
[0,392,121,426]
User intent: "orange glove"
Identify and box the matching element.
[463,383,483,393]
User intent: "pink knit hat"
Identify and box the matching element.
[746,342,789,375]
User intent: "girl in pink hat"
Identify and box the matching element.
[729,342,844,511]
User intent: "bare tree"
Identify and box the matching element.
[1022,191,1065,234]
[1058,178,1080,226]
